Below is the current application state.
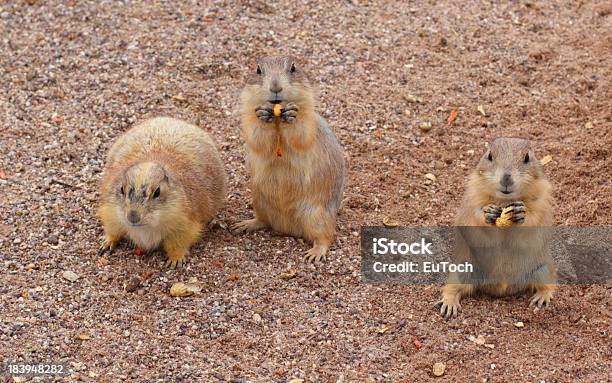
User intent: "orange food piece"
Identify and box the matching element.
[135,247,143,256]
[447,109,458,126]
[273,104,282,117]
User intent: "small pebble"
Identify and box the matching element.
[473,334,486,345]
[477,104,487,116]
[433,362,445,377]
[404,94,419,103]
[170,282,200,297]
[125,277,141,293]
[62,270,80,283]
[279,271,297,280]
[419,122,432,132]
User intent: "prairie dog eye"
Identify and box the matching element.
[256,65,262,75]
[487,152,493,161]
[524,153,530,163]
[120,186,124,195]
[153,187,161,199]
[290,63,296,73]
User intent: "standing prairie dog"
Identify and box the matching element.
[232,56,345,263]
[97,117,226,268]
[437,137,555,318]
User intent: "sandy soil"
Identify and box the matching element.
[0,1,610,382]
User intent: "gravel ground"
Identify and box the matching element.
[1,1,610,382]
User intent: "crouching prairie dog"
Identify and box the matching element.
[437,137,555,318]
[97,117,226,268]
[231,56,346,263]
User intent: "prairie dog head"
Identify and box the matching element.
[475,137,544,201]
[117,161,172,228]
[240,56,315,117]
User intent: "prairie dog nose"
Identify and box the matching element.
[269,76,282,94]
[127,210,140,224]
[501,173,514,188]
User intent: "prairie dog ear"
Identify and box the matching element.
[149,163,169,185]
[121,166,132,184]
[245,57,266,85]
[287,56,305,73]
[254,56,267,71]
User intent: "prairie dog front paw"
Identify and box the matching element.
[483,204,502,225]
[255,104,274,123]
[281,102,298,123]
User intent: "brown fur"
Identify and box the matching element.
[232,56,345,262]
[97,117,226,267]
[438,137,555,318]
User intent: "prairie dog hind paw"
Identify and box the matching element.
[231,218,267,234]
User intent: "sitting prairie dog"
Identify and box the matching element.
[231,56,345,263]
[97,117,226,268]
[437,137,555,318]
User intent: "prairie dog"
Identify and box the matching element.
[437,137,555,318]
[97,117,226,268]
[231,56,345,263]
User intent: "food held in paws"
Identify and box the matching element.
[495,206,514,228]
[273,104,282,117]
